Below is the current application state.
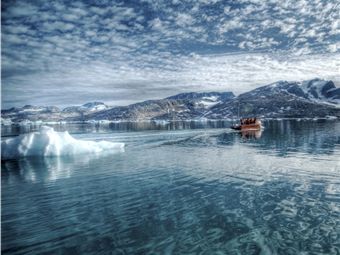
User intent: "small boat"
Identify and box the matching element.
[231,117,262,131]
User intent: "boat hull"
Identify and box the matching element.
[230,124,261,131]
[230,125,241,130]
[240,124,262,130]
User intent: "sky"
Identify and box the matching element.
[1,0,340,108]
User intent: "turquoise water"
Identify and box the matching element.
[2,120,340,254]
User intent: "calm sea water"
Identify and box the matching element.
[2,120,340,254]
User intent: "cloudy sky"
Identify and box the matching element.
[2,0,340,108]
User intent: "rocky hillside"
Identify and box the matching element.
[87,92,235,121]
[1,102,109,123]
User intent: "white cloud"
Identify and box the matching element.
[4,24,30,34]
[42,21,75,32]
[2,0,339,107]
[175,13,195,27]
[328,43,339,53]
[149,18,163,30]
[62,13,80,22]
[199,0,222,5]
[69,7,88,16]
[6,2,38,17]
[330,20,339,35]
[2,50,339,107]
[219,18,243,34]
[90,6,108,15]
[2,34,23,44]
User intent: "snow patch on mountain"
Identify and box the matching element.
[300,79,340,104]
[81,102,108,111]
[198,96,221,108]
[63,102,108,113]
[264,79,339,105]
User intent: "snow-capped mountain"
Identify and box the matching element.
[243,78,339,104]
[2,105,60,115]
[87,92,235,121]
[1,105,61,123]
[167,92,234,101]
[62,102,108,113]
[167,92,235,110]
[84,80,339,120]
[207,79,340,119]
[300,79,339,103]
[1,102,108,123]
[1,79,339,124]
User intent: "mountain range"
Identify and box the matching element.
[2,78,339,124]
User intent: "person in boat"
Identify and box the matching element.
[241,118,259,125]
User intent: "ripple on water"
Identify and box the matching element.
[2,121,340,254]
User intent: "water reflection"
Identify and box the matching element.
[2,120,340,180]
[3,119,339,157]
[212,120,340,156]
[1,120,233,137]
[239,129,263,140]
[2,141,339,254]
[253,120,340,156]
[152,120,340,157]
[2,157,84,184]
[1,120,340,254]
[1,152,124,183]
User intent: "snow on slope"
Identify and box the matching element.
[1,126,124,159]
[198,96,221,108]
[301,79,340,104]
[62,102,108,113]
[81,102,108,111]
[260,79,340,105]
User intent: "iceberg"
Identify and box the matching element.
[1,126,124,159]
[1,118,12,126]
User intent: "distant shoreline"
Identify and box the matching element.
[1,116,339,126]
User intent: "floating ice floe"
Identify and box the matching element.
[152,120,170,125]
[1,126,124,159]
[1,118,12,126]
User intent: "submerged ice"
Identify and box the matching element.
[1,126,124,159]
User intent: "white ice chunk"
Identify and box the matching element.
[152,120,170,125]
[1,126,124,159]
[1,118,12,126]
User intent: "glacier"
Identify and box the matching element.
[1,126,124,159]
